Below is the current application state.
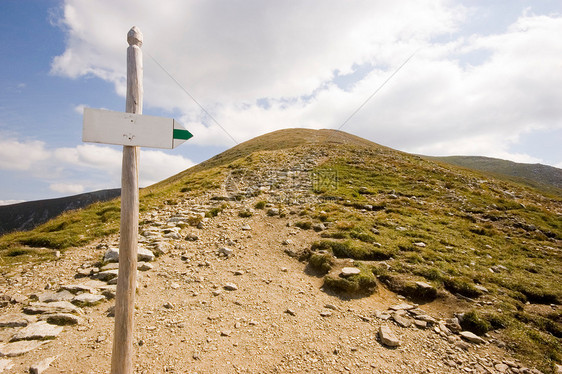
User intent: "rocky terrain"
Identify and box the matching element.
[0,129,560,373]
[0,194,547,374]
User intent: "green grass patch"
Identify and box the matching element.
[311,240,394,261]
[323,263,377,295]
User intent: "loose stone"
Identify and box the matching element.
[0,341,45,357]
[29,356,57,374]
[72,293,105,307]
[460,331,486,344]
[223,283,238,291]
[0,314,37,328]
[10,321,63,342]
[340,267,361,277]
[378,325,400,347]
[41,313,83,326]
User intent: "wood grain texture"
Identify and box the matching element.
[111,26,143,374]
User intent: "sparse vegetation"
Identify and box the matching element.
[308,252,335,274]
[295,221,312,230]
[254,200,267,209]
[0,128,560,371]
[323,263,377,295]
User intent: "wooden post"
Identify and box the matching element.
[111,26,143,374]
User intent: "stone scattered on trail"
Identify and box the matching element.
[494,363,509,373]
[285,308,296,316]
[0,358,14,371]
[320,311,332,317]
[474,284,489,293]
[414,242,426,247]
[36,290,74,303]
[389,303,416,311]
[72,293,105,307]
[460,331,486,344]
[0,314,37,328]
[0,341,45,357]
[10,321,63,342]
[150,241,171,256]
[24,301,79,315]
[218,247,234,256]
[59,284,95,294]
[241,224,252,231]
[103,247,120,262]
[29,356,57,374]
[103,246,155,263]
[41,313,83,326]
[340,267,361,277]
[378,325,400,347]
[138,262,153,271]
[223,283,238,291]
[267,208,280,216]
[94,269,119,281]
[163,231,182,240]
[392,314,412,328]
[185,233,199,241]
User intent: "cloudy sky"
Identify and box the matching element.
[1,0,561,204]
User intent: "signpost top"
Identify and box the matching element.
[127,26,143,47]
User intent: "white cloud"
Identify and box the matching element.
[49,2,561,166]
[0,138,51,170]
[140,150,195,186]
[0,136,194,196]
[49,183,85,194]
[54,144,122,171]
[51,1,464,133]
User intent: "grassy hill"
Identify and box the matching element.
[1,128,561,371]
[428,155,562,196]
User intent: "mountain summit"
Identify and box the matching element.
[1,128,561,372]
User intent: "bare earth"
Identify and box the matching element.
[0,194,541,373]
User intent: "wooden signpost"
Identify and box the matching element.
[82,26,191,374]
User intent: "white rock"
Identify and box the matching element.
[0,314,37,328]
[224,283,238,291]
[10,321,63,342]
[340,267,361,277]
[0,341,45,357]
[218,247,234,256]
[103,246,154,263]
[0,358,14,371]
[29,356,57,374]
[23,301,79,315]
[460,331,486,344]
[378,325,400,347]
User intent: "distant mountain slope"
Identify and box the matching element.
[0,188,121,235]
[427,155,562,194]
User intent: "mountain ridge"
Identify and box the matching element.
[427,155,562,194]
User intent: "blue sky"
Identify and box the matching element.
[1,0,561,204]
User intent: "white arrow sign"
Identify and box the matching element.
[82,107,192,149]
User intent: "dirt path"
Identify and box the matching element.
[0,196,539,373]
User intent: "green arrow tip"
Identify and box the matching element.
[173,129,193,141]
